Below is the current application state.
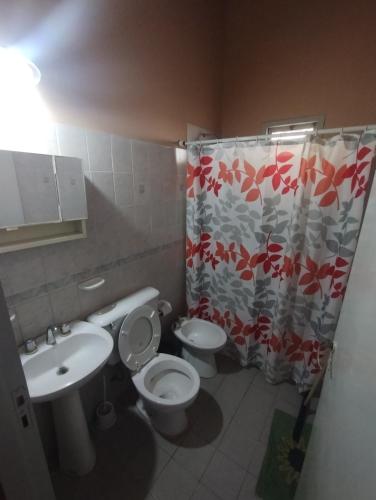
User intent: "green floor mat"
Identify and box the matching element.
[256,409,312,500]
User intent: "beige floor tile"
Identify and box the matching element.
[151,459,198,500]
[238,472,260,500]
[248,440,267,478]
[201,451,246,500]
[173,430,216,480]
[191,483,221,500]
[219,410,265,468]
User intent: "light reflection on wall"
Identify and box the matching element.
[0,47,53,154]
[175,147,187,168]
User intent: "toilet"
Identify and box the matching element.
[87,287,200,436]
[173,318,227,378]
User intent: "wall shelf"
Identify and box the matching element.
[0,220,87,254]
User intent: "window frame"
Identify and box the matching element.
[264,115,325,135]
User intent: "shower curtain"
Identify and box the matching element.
[186,131,376,387]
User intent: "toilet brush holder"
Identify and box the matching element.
[95,401,116,430]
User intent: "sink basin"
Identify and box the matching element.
[20,320,113,476]
[21,320,113,403]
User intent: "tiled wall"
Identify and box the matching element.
[0,123,187,346]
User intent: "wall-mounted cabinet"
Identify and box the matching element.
[0,150,88,253]
[55,156,88,221]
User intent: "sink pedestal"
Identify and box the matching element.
[52,389,95,476]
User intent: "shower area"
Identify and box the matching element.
[185,126,376,389]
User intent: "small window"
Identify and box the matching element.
[264,116,325,140]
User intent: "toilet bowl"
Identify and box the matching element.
[87,288,200,436]
[132,353,199,436]
[173,318,227,378]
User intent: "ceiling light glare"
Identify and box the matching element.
[0,47,41,92]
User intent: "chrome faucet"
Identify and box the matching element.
[46,325,60,345]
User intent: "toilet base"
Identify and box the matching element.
[182,346,217,378]
[136,398,188,437]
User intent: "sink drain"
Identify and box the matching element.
[56,366,69,375]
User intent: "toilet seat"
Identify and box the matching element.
[118,305,161,371]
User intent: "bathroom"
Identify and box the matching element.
[1,1,376,499]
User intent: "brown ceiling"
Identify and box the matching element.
[0,0,225,142]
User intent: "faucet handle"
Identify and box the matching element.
[61,323,71,336]
[24,339,37,354]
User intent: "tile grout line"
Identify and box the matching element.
[218,377,281,473]
[220,371,275,497]
[179,372,228,500]
[233,380,298,499]
[194,369,258,500]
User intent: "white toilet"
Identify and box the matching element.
[173,318,227,378]
[87,287,200,436]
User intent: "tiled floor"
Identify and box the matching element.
[51,355,302,500]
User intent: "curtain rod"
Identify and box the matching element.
[185,124,376,147]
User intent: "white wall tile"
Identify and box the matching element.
[114,172,134,210]
[91,171,116,225]
[91,172,115,202]
[15,294,54,340]
[2,123,186,347]
[132,140,151,205]
[132,140,149,170]
[50,284,80,324]
[111,135,132,173]
[86,130,112,172]
[56,123,89,171]
[0,248,47,295]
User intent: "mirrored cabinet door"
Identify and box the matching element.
[0,151,25,228]
[55,156,88,221]
[13,152,60,224]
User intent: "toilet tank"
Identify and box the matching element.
[87,287,160,365]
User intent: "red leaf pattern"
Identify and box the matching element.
[186,135,375,387]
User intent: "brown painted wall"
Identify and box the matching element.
[2,1,376,142]
[0,0,224,143]
[221,0,376,137]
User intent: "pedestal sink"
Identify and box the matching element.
[20,321,113,476]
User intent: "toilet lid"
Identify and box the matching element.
[118,305,161,371]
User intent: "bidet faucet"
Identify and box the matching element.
[46,325,60,345]
[173,316,188,330]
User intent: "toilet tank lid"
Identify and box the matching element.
[87,287,160,327]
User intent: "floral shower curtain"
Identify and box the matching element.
[186,131,376,387]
